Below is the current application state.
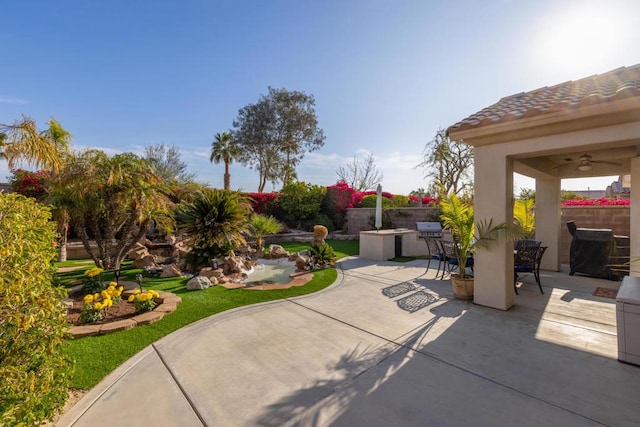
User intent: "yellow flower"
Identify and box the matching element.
[101,290,108,298]
[128,295,135,302]
[117,286,124,292]
[106,299,113,308]
[83,295,94,303]
[133,289,141,295]
[109,281,117,287]
[94,293,100,300]
[94,302,103,310]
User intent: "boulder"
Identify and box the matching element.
[269,244,289,258]
[295,255,310,270]
[160,264,182,278]
[186,276,212,290]
[199,267,224,280]
[132,254,157,269]
[225,256,246,274]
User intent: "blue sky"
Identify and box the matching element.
[2,0,639,194]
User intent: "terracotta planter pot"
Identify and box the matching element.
[450,274,474,300]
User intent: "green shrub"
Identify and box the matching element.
[359,194,394,208]
[176,189,252,268]
[0,192,72,426]
[310,242,337,266]
[278,182,326,229]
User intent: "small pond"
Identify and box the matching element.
[242,258,296,286]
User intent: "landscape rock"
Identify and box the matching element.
[132,254,157,269]
[160,264,183,278]
[269,244,289,258]
[199,267,223,281]
[186,276,212,290]
[295,255,310,270]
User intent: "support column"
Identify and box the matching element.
[630,157,640,277]
[535,177,561,271]
[473,147,514,310]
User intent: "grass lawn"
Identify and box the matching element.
[60,239,358,389]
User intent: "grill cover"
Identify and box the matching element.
[567,221,629,280]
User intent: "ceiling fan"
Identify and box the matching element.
[553,153,622,172]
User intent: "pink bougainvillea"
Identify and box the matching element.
[408,195,440,206]
[246,192,280,214]
[561,198,630,206]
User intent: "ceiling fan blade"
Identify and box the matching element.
[551,162,575,169]
[591,160,622,166]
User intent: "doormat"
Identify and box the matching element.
[593,287,618,299]
[382,282,416,298]
[397,291,438,313]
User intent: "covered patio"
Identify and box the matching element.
[447,64,640,310]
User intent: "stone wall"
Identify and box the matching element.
[345,205,630,264]
[344,207,441,234]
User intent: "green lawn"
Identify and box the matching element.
[61,239,358,389]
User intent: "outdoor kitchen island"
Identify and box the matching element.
[359,229,428,261]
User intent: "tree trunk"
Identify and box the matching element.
[224,160,230,190]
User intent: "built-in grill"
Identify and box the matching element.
[416,222,442,238]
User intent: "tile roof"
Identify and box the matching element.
[448,64,640,133]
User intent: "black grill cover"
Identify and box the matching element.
[567,221,629,280]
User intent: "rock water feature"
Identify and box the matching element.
[126,237,314,290]
[127,223,334,291]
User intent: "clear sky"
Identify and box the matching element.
[2,0,639,194]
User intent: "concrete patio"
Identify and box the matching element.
[57,257,640,426]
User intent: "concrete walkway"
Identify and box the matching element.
[57,258,640,426]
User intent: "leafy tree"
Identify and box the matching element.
[336,152,383,191]
[278,181,326,230]
[144,143,195,185]
[50,150,172,269]
[0,116,70,172]
[0,193,71,426]
[415,129,473,197]
[232,87,325,192]
[176,189,252,267]
[210,131,239,190]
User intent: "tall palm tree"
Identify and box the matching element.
[0,116,70,173]
[210,131,239,190]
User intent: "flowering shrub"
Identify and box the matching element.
[128,289,160,313]
[561,198,630,206]
[246,192,280,215]
[79,283,124,324]
[321,181,360,229]
[83,267,105,294]
[408,195,440,206]
[9,169,50,200]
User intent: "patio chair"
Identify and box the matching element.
[514,245,547,295]
[439,240,474,277]
[424,237,445,279]
[514,239,541,251]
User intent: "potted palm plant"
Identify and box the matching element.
[440,193,521,299]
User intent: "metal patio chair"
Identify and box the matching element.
[514,245,547,295]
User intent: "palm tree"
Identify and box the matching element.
[176,189,252,268]
[0,116,70,173]
[210,131,239,190]
[51,150,172,269]
[249,214,283,249]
